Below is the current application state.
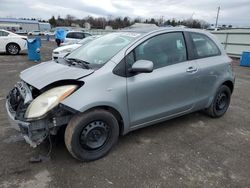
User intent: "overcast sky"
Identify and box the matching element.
[0,0,249,26]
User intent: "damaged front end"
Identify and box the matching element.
[6,81,78,147]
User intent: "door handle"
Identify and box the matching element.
[186,66,197,73]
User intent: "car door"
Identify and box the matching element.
[187,32,223,107]
[126,32,199,127]
[0,31,9,52]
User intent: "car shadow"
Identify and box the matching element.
[0,52,27,56]
[47,111,209,161]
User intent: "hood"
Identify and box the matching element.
[20,61,94,90]
[53,44,81,53]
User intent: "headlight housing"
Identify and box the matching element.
[25,85,77,119]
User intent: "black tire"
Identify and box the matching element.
[6,43,20,55]
[65,109,119,161]
[205,85,231,118]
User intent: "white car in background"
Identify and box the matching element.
[52,35,100,60]
[28,30,44,36]
[62,31,92,46]
[0,29,27,55]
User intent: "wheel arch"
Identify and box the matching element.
[6,42,21,53]
[205,79,234,108]
[81,105,125,136]
[222,80,234,93]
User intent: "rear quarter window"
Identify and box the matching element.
[0,31,9,36]
[190,32,221,59]
[84,33,91,37]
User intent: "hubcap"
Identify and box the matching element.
[80,121,110,150]
[8,44,18,54]
[216,92,228,111]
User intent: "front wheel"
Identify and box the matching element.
[205,85,231,118]
[65,109,119,161]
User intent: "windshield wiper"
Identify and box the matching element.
[64,58,90,69]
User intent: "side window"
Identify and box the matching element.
[190,33,220,58]
[126,32,187,69]
[74,32,84,39]
[66,32,74,38]
[0,31,9,37]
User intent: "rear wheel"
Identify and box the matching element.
[65,109,119,161]
[205,85,231,118]
[6,43,20,55]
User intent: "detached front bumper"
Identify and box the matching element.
[5,100,29,131]
[6,100,48,147]
[5,82,73,147]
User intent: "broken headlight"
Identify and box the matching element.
[25,85,77,119]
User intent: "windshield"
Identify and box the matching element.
[67,32,141,65]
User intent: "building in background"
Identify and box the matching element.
[38,22,51,31]
[211,29,250,57]
[0,18,51,33]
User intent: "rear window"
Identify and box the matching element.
[190,33,220,58]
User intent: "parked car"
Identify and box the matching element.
[28,30,44,36]
[15,30,28,35]
[6,28,235,161]
[44,30,55,36]
[52,35,101,60]
[62,31,92,45]
[0,29,27,55]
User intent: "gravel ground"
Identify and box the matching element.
[0,40,250,188]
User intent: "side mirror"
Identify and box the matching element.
[130,60,153,73]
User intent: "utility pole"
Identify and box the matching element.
[215,6,220,28]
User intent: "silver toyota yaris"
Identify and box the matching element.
[6,28,235,161]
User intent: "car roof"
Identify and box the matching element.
[121,27,202,34]
[118,27,212,38]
